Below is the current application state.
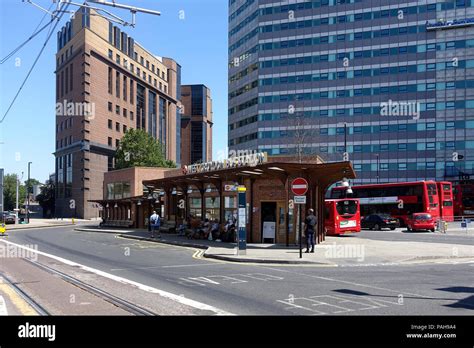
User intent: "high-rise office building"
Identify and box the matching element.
[180,85,213,165]
[54,7,182,218]
[228,0,474,184]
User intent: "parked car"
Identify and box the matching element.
[1,212,16,224]
[406,213,435,232]
[361,214,399,230]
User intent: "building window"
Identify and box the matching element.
[116,105,120,115]
[108,49,113,59]
[123,125,127,133]
[116,71,120,98]
[108,67,112,94]
[69,63,73,91]
[116,122,120,132]
[108,137,112,146]
[108,102,112,112]
[115,139,120,147]
[123,108,127,118]
[108,119,112,129]
[130,80,134,104]
[130,111,134,121]
[116,54,120,64]
[123,75,127,101]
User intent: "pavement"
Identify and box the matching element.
[74,225,474,266]
[3,218,95,231]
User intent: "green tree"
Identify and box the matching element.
[114,129,176,169]
[36,179,55,218]
[3,174,26,211]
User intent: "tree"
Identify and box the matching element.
[36,179,55,218]
[114,129,176,169]
[2,174,27,211]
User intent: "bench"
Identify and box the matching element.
[159,221,176,234]
[100,220,133,228]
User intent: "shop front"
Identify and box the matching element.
[139,154,356,245]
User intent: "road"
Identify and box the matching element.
[0,226,473,315]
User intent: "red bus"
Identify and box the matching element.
[330,181,440,227]
[453,182,474,218]
[437,182,454,222]
[324,199,361,236]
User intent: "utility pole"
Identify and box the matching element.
[26,162,32,223]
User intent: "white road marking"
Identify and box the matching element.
[0,295,8,315]
[162,263,220,268]
[259,266,434,300]
[0,239,233,315]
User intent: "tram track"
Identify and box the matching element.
[22,258,159,316]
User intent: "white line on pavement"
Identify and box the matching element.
[0,295,8,315]
[162,263,221,268]
[0,239,233,316]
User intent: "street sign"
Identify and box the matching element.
[224,184,237,192]
[294,195,306,204]
[291,178,308,196]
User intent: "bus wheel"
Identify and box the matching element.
[430,228,435,232]
[374,224,381,231]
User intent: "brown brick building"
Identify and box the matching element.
[53,8,210,219]
[180,85,213,165]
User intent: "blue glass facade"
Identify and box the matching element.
[228,0,474,184]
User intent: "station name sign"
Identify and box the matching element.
[183,152,267,175]
[426,18,474,30]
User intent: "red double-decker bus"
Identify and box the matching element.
[437,182,454,222]
[453,181,474,218]
[330,181,440,227]
[324,199,361,236]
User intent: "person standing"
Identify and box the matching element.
[150,210,161,239]
[304,208,317,253]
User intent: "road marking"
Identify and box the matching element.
[0,284,37,315]
[0,295,8,315]
[0,239,233,316]
[277,294,393,315]
[162,263,220,268]
[257,265,434,300]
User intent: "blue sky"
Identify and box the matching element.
[0,0,228,182]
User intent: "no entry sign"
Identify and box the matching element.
[291,178,308,196]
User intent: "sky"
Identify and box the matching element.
[0,0,229,182]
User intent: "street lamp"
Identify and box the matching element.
[26,162,32,224]
[376,154,380,184]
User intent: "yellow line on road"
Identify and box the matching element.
[0,283,38,315]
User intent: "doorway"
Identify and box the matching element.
[261,202,276,243]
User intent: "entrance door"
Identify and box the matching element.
[276,201,287,244]
[261,202,276,243]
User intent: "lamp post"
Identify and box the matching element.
[376,154,380,184]
[16,171,23,224]
[26,162,32,224]
[344,122,347,154]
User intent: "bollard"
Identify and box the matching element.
[72,218,75,225]
[0,223,6,236]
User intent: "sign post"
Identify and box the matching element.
[237,185,247,255]
[291,178,308,259]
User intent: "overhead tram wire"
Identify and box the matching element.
[0,2,55,64]
[0,1,70,124]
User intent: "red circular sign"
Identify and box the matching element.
[291,178,308,196]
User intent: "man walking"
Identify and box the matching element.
[150,210,161,238]
[304,208,317,253]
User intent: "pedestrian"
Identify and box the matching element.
[150,210,161,239]
[304,208,317,253]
